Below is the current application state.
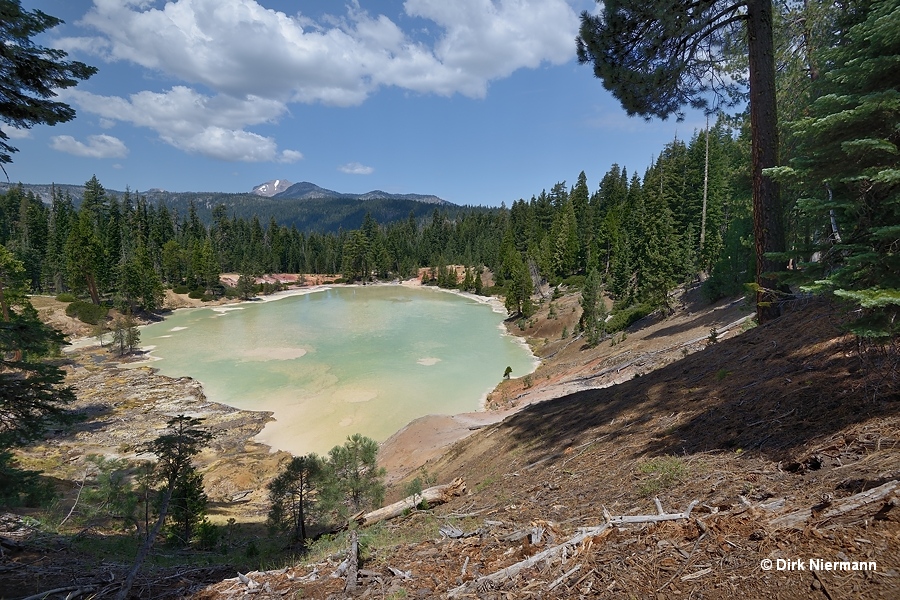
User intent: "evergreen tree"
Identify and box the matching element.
[267,454,325,545]
[777,0,900,337]
[503,250,534,317]
[235,272,256,300]
[118,244,164,312]
[0,246,74,503]
[64,210,103,304]
[81,175,108,228]
[580,268,606,345]
[111,312,140,356]
[325,434,385,516]
[165,467,207,546]
[570,172,592,271]
[577,0,786,322]
[43,188,74,293]
[0,0,96,166]
[118,416,213,599]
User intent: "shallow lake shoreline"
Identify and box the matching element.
[70,278,540,486]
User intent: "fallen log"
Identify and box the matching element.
[605,499,699,525]
[449,499,700,597]
[344,530,359,594]
[772,479,899,529]
[447,524,610,597]
[347,478,466,528]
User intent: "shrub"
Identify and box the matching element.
[65,300,108,325]
[483,284,505,297]
[172,285,191,295]
[55,292,77,303]
[560,275,586,289]
[187,288,205,299]
[636,455,689,497]
[604,303,653,333]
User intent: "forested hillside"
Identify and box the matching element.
[3,1,894,334]
[0,182,462,234]
[1,116,755,314]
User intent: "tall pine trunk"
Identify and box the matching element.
[747,0,786,323]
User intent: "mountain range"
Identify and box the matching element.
[251,179,447,205]
[1,180,460,233]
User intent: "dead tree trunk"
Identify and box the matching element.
[347,478,467,529]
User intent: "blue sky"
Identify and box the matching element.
[9,0,707,207]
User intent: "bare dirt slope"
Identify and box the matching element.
[380,285,754,484]
[200,298,899,599]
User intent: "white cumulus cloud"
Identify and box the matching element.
[339,162,375,175]
[5,128,32,140]
[63,0,579,103]
[50,134,129,158]
[63,87,302,163]
[55,0,580,163]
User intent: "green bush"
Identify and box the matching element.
[172,285,191,294]
[65,301,108,325]
[560,275,585,289]
[187,288,205,299]
[483,284,505,297]
[55,293,77,303]
[605,303,653,333]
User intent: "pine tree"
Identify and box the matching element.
[43,188,74,293]
[0,246,74,503]
[577,0,786,322]
[65,210,103,304]
[325,434,385,516]
[111,312,140,356]
[267,454,325,545]
[118,416,213,599]
[580,268,606,345]
[166,468,207,546]
[0,0,96,166]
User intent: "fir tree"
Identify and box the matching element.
[777,0,900,337]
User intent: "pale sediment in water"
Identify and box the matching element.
[139,284,537,456]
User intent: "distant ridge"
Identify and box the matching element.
[1,180,450,207]
[251,179,293,197]
[0,180,462,234]
[267,180,448,205]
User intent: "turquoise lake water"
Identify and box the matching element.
[140,285,536,456]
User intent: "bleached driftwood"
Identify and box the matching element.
[772,479,899,529]
[344,530,359,593]
[449,499,700,597]
[448,524,609,597]
[603,499,699,525]
[348,478,467,528]
[547,564,582,591]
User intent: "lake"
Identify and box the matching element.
[140,285,536,456]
